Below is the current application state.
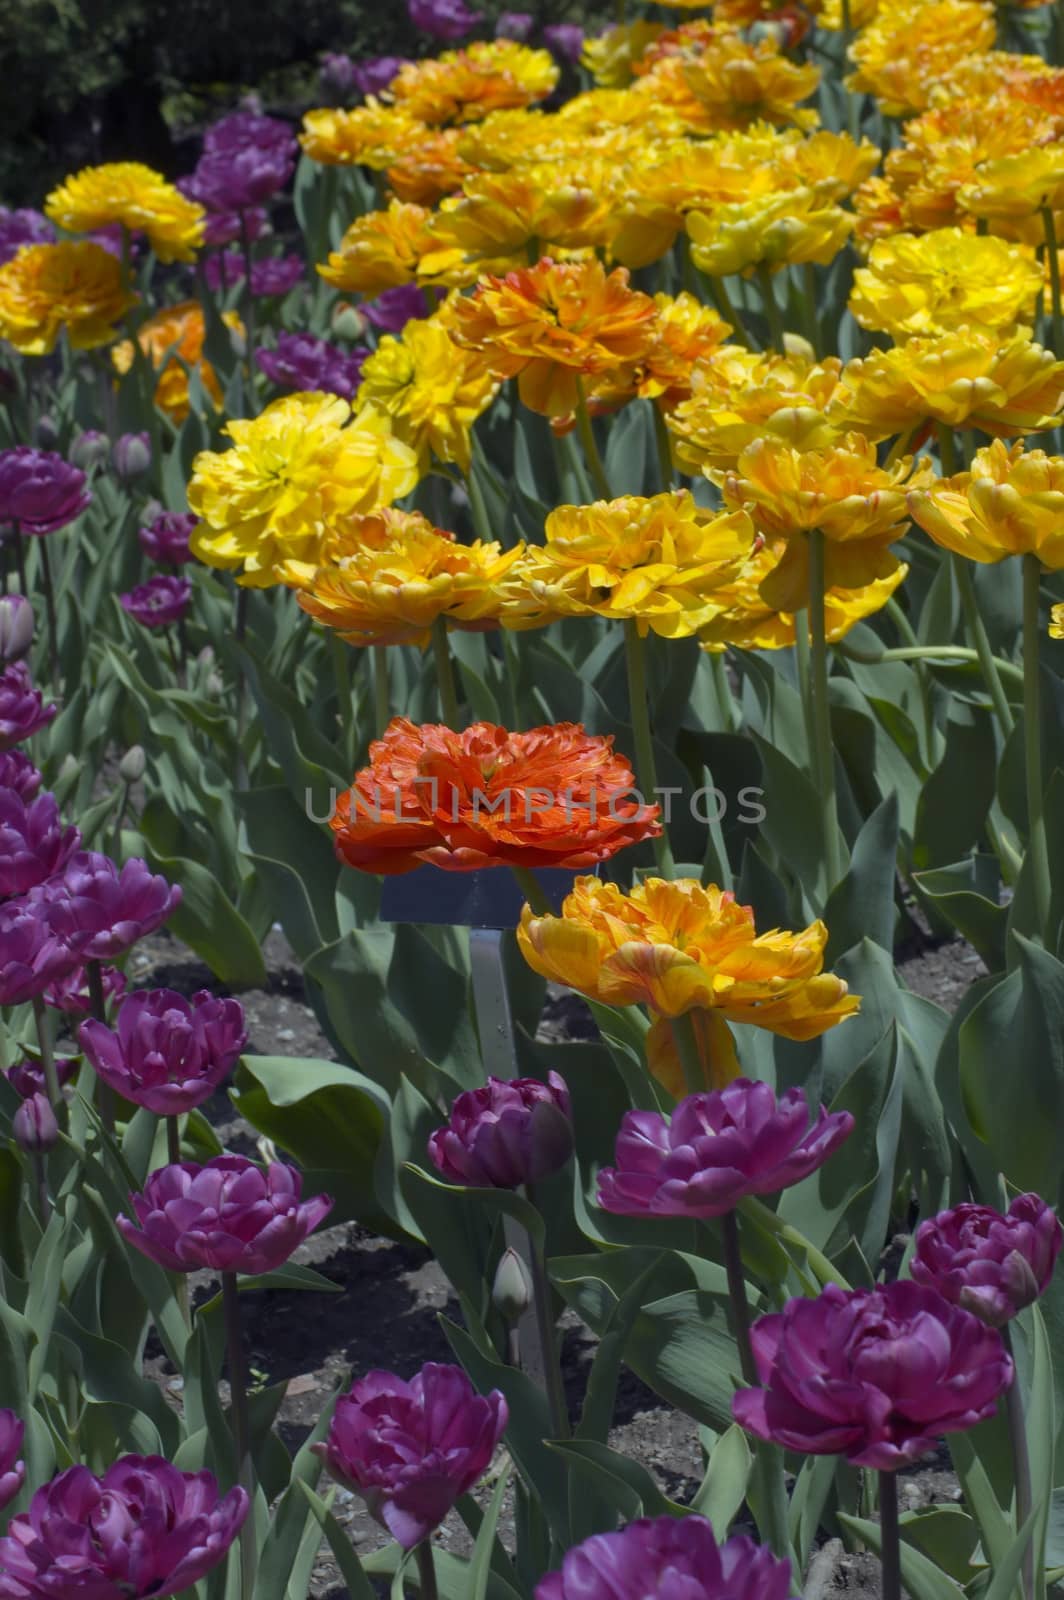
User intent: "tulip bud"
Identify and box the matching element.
[119,744,146,782]
[112,432,152,481]
[0,595,33,664]
[69,430,110,472]
[331,301,367,343]
[13,1092,58,1153]
[33,416,59,451]
[491,1247,533,1323]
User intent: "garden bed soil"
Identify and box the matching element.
[121,925,985,1598]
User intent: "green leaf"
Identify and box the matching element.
[691,1424,752,1541]
[823,792,899,961]
[469,1462,513,1600]
[131,834,267,988]
[839,1512,964,1600]
[237,787,340,960]
[911,706,997,871]
[550,1438,685,1522]
[296,1482,378,1599]
[912,858,1007,972]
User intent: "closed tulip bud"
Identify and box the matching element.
[0,595,33,664]
[112,432,152,481]
[331,301,367,343]
[14,1091,58,1152]
[69,430,110,472]
[492,1246,533,1323]
[33,416,59,450]
[119,745,146,782]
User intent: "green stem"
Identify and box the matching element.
[234,585,249,789]
[807,529,843,892]
[87,959,116,1133]
[222,1272,256,1600]
[886,597,935,762]
[652,403,675,493]
[879,1471,901,1600]
[511,863,553,916]
[31,994,61,1113]
[167,1115,182,1167]
[11,524,26,599]
[467,438,496,544]
[624,619,674,875]
[166,1116,192,1328]
[574,379,611,500]
[37,536,59,685]
[414,1542,440,1600]
[431,617,460,729]
[329,633,353,760]
[837,641,1024,681]
[524,1211,569,1440]
[739,1195,852,1289]
[706,275,755,351]
[794,608,814,753]
[1001,1326,1035,1600]
[372,643,391,740]
[1042,205,1063,355]
[954,557,1017,735]
[709,650,736,734]
[800,261,821,357]
[668,1012,706,1097]
[1023,552,1051,944]
[721,1209,757,1384]
[756,262,786,351]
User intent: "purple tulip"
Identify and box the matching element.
[911,1194,1063,1327]
[79,988,247,1114]
[203,110,295,161]
[183,147,294,215]
[69,430,111,472]
[0,790,80,899]
[314,1362,507,1548]
[139,511,198,567]
[732,1279,1013,1470]
[0,208,54,268]
[543,23,584,62]
[42,960,126,1017]
[353,56,408,97]
[0,899,79,1005]
[256,333,366,400]
[0,1455,248,1598]
[0,595,33,665]
[362,284,435,334]
[0,663,55,750]
[120,576,192,630]
[13,1092,58,1153]
[408,0,478,39]
[428,1073,573,1189]
[117,1155,332,1275]
[112,432,152,482]
[0,1412,24,1513]
[6,1055,76,1099]
[0,447,90,536]
[497,10,534,38]
[536,1516,794,1600]
[0,753,41,802]
[319,52,360,97]
[597,1079,854,1219]
[204,251,304,298]
[177,189,269,248]
[30,851,182,961]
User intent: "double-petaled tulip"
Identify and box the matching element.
[536,1516,794,1600]
[687,189,852,281]
[0,753,41,802]
[120,576,192,630]
[257,333,367,401]
[0,241,136,356]
[44,161,205,262]
[0,901,78,1006]
[0,596,33,665]
[6,1056,76,1099]
[204,252,304,299]
[43,960,126,1018]
[112,301,242,423]
[362,284,431,334]
[30,851,182,961]
[849,229,1043,341]
[117,1155,332,1276]
[911,1194,1063,1327]
[331,718,661,874]
[732,1280,1012,1468]
[0,1456,247,1597]
[314,1363,507,1548]
[0,1412,24,1512]
[139,511,197,567]
[409,0,477,40]
[0,447,90,535]
[0,789,80,898]
[908,439,1064,568]
[429,1073,573,1188]
[79,988,247,1115]
[0,664,55,750]
[356,317,499,473]
[597,1079,854,1217]
[389,42,558,126]
[0,207,53,267]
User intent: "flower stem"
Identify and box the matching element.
[37,536,59,685]
[328,633,353,761]
[1041,205,1063,356]
[372,643,391,740]
[807,528,843,893]
[836,640,1024,681]
[167,1115,182,1167]
[756,262,786,351]
[668,1012,706,1097]
[954,556,1016,735]
[523,1211,570,1441]
[574,378,611,500]
[879,1470,901,1600]
[431,617,460,729]
[721,1209,757,1384]
[624,618,674,876]
[11,524,26,599]
[1001,1326,1034,1600]
[1023,553,1051,945]
[31,994,61,1113]
[738,1194,852,1289]
[801,262,822,357]
[87,957,116,1133]
[653,403,675,493]
[414,1541,440,1600]
[706,275,754,351]
[510,863,553,916]
[234,585,249,789]
[222,1271,256,1600]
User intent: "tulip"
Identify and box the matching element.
[352,56,408,97]
[117,1154,332,1275]
[0,206,54,266]
[0,596,32,664]
[597,1080,854,1218]
[911,1194,1063,1327]
[69,429,110,472]
[119,744,146,782]
[0,752,41,801]
[428,1073,573,1189]
[492,1246,533,1323]
[0,446,90,535]
[203,109,295,161]
[79,988,247,1115]
[408,0,477,40]
[319,51,360,97]
[30,851,181,961]
[536,1516,794,1600]
[256,332,366,400]
[361,284,432,334]
[314,1363,507,1548]
[732,1279,1012,1468]
[497,11,534,39]
[0,663,55,750]
[0,790,80,899]
[204,252,304,298]
[42,960,126,1017]
[0,1411,24,1512]
[0,900,78,1006]
[6,1056,76,1099]
[111,432,152,481]
[0,1456,248,1597]
[542,23,584,62]
[13,1091,58,1153]
[138,510,197,566]
[120,575,192,629]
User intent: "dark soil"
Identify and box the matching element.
[115,923,985,1598]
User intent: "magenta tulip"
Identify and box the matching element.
[42,961,126,1017]
[911,1194,1063,1327]
[0,753,42,802]
[0,1412,24,1513]
[0,790,80,898]
[536,1516,794,1600]
[79,988,247,1114]
[257,333,366,399]
[0,663,56,750]
[0,447,90,535]
[139,511,197,567]
[30,851,181,960]
[428,1072,573,1188]
[6,1055,76,1098]
[120,576,192,630]
[0,900,78,1005]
